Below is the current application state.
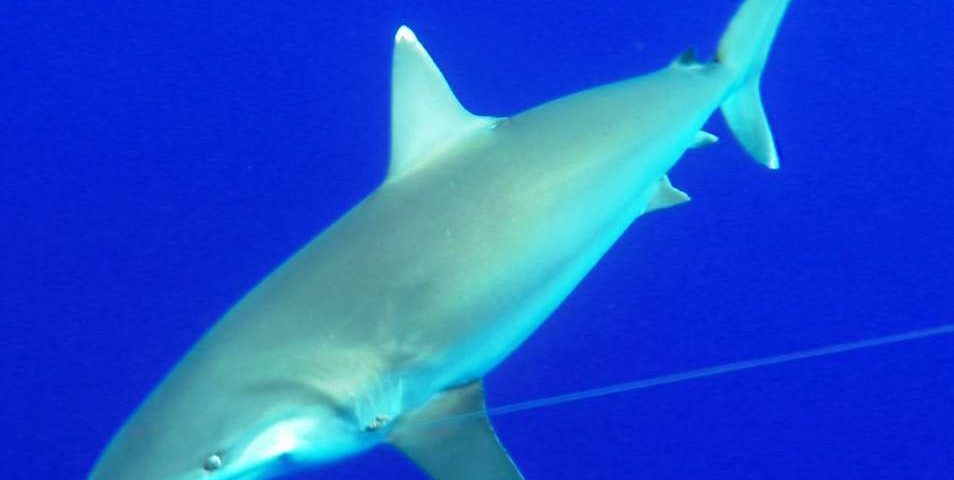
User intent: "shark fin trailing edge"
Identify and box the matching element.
[716,0,791,169]
[389,380,524,480]
[389,26,497,180]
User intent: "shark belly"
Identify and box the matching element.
[157,66,737,446]
[309,89,727,409]
[89,2,794,477]
[377,71,736,394]
[204,149,663,427]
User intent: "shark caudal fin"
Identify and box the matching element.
[716,0,791,169]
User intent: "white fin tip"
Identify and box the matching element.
[395,25,418,44]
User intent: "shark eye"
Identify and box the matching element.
[203,452,225,472]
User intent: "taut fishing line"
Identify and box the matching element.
[401,322,954,432]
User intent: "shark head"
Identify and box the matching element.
[88,347,380,480]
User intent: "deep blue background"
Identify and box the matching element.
[2,1,953,478]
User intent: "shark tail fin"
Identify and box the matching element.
[716,0,791,170]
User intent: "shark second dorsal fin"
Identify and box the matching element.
[389,26,496,180]
[673,47,702,67]
[389,380,524,480]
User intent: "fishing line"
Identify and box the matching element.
[402,322,954,431]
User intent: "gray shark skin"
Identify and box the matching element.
[90,0,791,479]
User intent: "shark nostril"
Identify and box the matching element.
[203,452,224,472]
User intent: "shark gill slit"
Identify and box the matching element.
[389,322,954,432]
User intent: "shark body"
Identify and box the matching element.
[90,1,791,478]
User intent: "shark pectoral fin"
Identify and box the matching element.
[646,175,691,213]
[389,26,498,180]
[691,131,720,149]
[389,381,524,480]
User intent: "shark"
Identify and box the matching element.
[89,0,791,478]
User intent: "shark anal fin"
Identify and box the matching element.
[389,380,524,480]
[646,175,691,213]
[691,131,720,149]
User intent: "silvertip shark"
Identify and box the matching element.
[90,0,792,478]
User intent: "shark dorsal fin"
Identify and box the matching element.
[389,26,495,180]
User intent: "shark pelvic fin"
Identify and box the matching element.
[389,380,524,480]
[646,175,691,213]
[389,26,498,180]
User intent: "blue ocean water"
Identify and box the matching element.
[2,1,953,478]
